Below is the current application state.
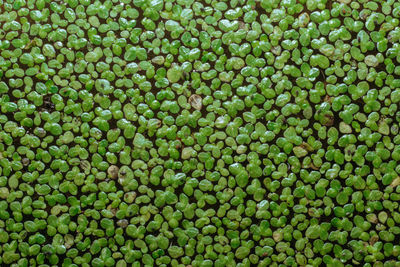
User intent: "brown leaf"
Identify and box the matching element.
[300,142,314,152]
[310,163,319,170]
[189,94,202,110]
[369,235,379,246]
[323,114,334,126]
[390,177,400,188]
[324,94,332,103]
[107,165,119,179]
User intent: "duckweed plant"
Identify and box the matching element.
[1,0,400,266]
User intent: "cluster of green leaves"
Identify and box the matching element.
[1,0,400,266]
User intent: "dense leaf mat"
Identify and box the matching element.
[1,0,400,266]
